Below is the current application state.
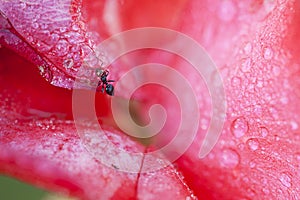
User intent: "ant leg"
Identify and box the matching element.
[107,80,115,82]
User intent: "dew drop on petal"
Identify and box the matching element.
[60,26,67,33]
[280,96,289,104]
[242,177,249,183]
[259,127,269,137]
[296,153,300,162]
[38,66,44,74]
[256,80,264,88]
[241,58,252,72]
[238,143,245,150]
[290,121,298,130]
[49,33,59,44]
[40,23,48,30]
[231,117,249,138]
[72,24,79,31]
[279,172,292,188]
[38,65,52,82]
[32,22,39,29]
[185,196,192,200]
[249,160,256,168]
[20,2,26,9]
[63,58,74,69]
[218,149,240,168]
[55,39,69,57]
[263,47,273,60]
[231,76,242,87]
[247,138,259,151]
[277,189,283,194]
[27,36,33,43]
[244,42,252,55]
[262,188,270,195]
[272,66,281,76]
[295,153,300,168]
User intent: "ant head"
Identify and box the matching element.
[102,70,109,76]
[95,68,104,77]
[95,69,109,77]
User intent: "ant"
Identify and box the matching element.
[96,69,115,96]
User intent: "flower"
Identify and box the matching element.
[1,0,300,199]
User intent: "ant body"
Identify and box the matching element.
[96,69,115,96]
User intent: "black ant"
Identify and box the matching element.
[96,69,115,96]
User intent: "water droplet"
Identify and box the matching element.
[55,39,69,57]
[277,188,283,194]
[241,58,252,72]
[38,66,45,74]
[263,0,276,15]
[247,188,256,197]
[263,47,273,60]
[249,160,256,168]
[218,149,240,168]
[84,53,101,67]
[71,45,81,54]
[247,138,259,151]
[280,96,289,104]
[49,33,59,44]
[60,26,67,33]
[243,42,252,55]
[65,32,84,44]
[262,188,270,195]
[259,127,269,137]
[238,143,245,150]
[32,22,39,29]
[38,65,52,82]
[256,80,264,88]
[279,172,292,188]
[231,117,249,138]
[72,24,79,31]
[63,58,74,69]
[243,177,249,183]
[218,0,237,22]
[73,53,81,62]
[27,36,33,43]
[231,76,242,87]
[278,0,286,4]
[290,121,298,130]
[40,23,48,30]
[272,66,281,76]
[295,153,300,162]
[269,107,279,119]
[20,2,26,9]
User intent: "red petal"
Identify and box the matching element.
[2,0,300,199]
[0,46,196,199]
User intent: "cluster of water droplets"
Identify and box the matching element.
[4,0,109,89]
